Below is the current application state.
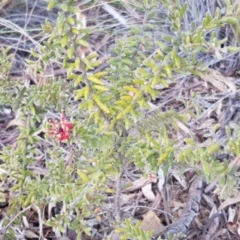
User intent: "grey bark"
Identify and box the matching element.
[154,175,203,239]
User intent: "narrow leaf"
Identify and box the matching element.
[88,76,104,85]
[93,95,110,113]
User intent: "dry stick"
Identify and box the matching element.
[200,212,223,240]
[115,169,123,222]
[161,188,171,226]
[204,177,219,194]
[131,191,143,216]
[0,204,34,235]
[126,205,173,217]
[33,204,44,240]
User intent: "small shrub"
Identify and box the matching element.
[0,0,240,239]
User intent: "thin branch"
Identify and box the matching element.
[115,169,123,222]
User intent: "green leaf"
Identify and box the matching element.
[203,12,212,27]
[220,17,238,25]
[165,65,172,78]
[121,95,133,101]
[74,75,84,87]
[227,46,240,52]
[68,6,79,13]
[171,46,178,59]
[151,76,158,88]
[82,58,94,69]
[76,39,89,47]
[67,64,75,76]
[87,52,98,60]
[88,76,104,85]
[225,126,231,138]
[68,46,74,58]
[77,169,89,182]
[133,90,143,101]
[130,109,137,123]
[61,3,68,11]
[30,49,39,58]
[201,160,211,176]
[207,143,220,155]
[159,78,169,87]
[67,17,75,25]
[47,0,57,10]
[79,101,88,110]
[75,57,81,69]
[124,117,130,130]
[143,58,155,68]
[84,85,90,100]
[122,58,132,66]
[122,105,132,117]
[75,88,85,100]
[157,40,168,48]
[92,85,109,92]
[124,86,138,93]
[174,56,181,68]
[179,3,188,18]
[158,152,168,165]
[71,28,80,35]
[58,224,66,233]
[92,71,107,78]
[115,100,128,107]
[93,95,110,113]
[214,8,221,19]
[190,70,205,78]
[88,101,94,113]
[212,123,221,133]
[30,104,36,116]
[162,0,170,7]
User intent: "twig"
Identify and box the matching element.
[161,188,171,225]
[130,191,143,216]
[0,203,34,235]
[200,212,223,240]
[115,169,123,222]
[125,204,173,217]
[33,204,44,240]
[204,177,219,194]
[101,2,129,28]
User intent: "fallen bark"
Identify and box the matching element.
[154,175,203,239]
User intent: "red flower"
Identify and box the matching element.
[47,110,73,142]
[57,130,70,141]
[61,120,74,131]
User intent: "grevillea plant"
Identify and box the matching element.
[0,0,240,239]
[47,110,74,142]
